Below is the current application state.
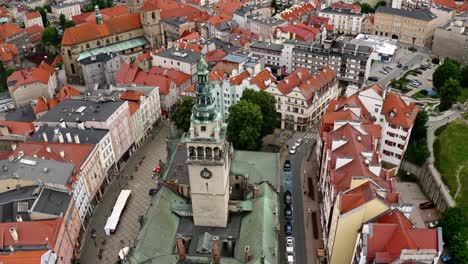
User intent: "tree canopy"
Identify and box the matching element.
[34,6,49,27]
[227,101,263,150]
[438,206,468,263]
[170,96,194,132]
[42,27,61,47]
[59,14,75,29]
[240,89,277,137]
[460,65,468,89]
[83,0,114,12]
[404,110,430,166]
[433,59,461,89]
[439,78,461,111]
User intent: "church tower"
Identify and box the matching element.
[127,0,143,14]
[186,57,230,227]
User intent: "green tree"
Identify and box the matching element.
[0,61,15,92]
[438,206,468,263]
[354,2,374,13]
[439,78,461,111]
[460,65,468,88]
[83,0,114,12]
[170,96,194,132]
[241,89,277,137]
[271,0,279,12]
[227,101,263,150]
[42,27,60,46]
[433,59,461,88]
[34,6,49,27]
[59,14,75,29]
[374,0,386,9]
[404,110,430,165]
[411,110,428,140]
[43,4,51,12]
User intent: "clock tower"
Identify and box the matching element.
[186,57,230,227]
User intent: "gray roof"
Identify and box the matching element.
[0,156,74,188]
[233,5,254,16]
[162,17,190,27]
[222,54,249,64]
[51,2,80,9]
[31,188,71,216]
[251,17,284,26]
[0,186,37,222]
[79,52,120,65]
[320,6,363,16]
[37,99,125,123]
[154,47,201,64]
[376,6,436,21]
[5,105,35,122]
[211,38,242,53]
[250,41,284,52]
[29,126,109,145]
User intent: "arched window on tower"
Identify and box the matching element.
[197,147,204,158]
[205,147,212,159]
[214,147,220,159]
[152,12,156,20]
[188,146,196,158]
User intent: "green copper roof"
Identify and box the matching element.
[126,186,186,263]
[230,151,280,189]
[77,37,148,62]
[235,182,279,264]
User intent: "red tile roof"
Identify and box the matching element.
[212,0,244,16]
[0,250,47,264]
[433,0,458,9]
[362,83,384,96]
[57,84,81,101]
[330,2,361,12]
[228,70,250,85]
[120,90,145,102]
[340,181,396,214]
[0,43,18,62]
[277,67,336,103]
[176,41,203,53]
[279,23,319,41]
[381,92,418,128]
[209,69,226,81]
[115,63,139,84]
[0,120,34,136]
[139,0,180,12]
[186,10,210,22]
[7,64,54,92]
[128,101,140,116]
[250,69,276,90]
[205,49,228,63]
[62,13,141,45]
[308,16,330,27]
[366,210,440,263]
[23,24,43,43]
[148,66,191,85]
[280,2,316,21]
[458,2,468,12]
[0,218,62,249]
[12,142,95,171]
[72,5,129,24]
[206,13,232,25]
[160,5,199,19]
[25,11,41,20]
[0,23,23,42]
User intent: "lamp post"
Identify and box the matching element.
[306,208,311,228]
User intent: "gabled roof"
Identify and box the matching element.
[62,13,141,45]
[279,23,319,41]
[433,0,457,9]
[120,90,145,102]
[7,64,53,91]
[212,0,244,16]
[115,63,139,84]
[72,5,128,24]
[128,101,140,116]
[205,49,228,63]
[381,92,418,128]
[57,85,81,101]
[340,181,394,214]
[148,66,191,85]
[0,23,23,42]
[208,69,225,81]
[25,11,41,20]
[365,209,440,263]
[206,13,232,25]
[0,250,47,264]
[229,70,250,85]
[250,69,276,90]
[0,120,34,136]
[0,218,62,248]
[362,83,384,97]
[0,42,18,62]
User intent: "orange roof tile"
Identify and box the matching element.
[206,13,232,25]
[229,70,250,85]
[381,92,418,128]
[205,49,228,63]
[330,2,361,12]
[33,97,49,114]
[209,69,226,81]
[212,0,244,16]
[7,66,53,92]
[148,66,191,85]
[120,90,145,102]
[0,42,18,62]
[160,5,199,19]
[128,101,140,116]
[25,11,41,20]
[249,69,276,90]
[72,5,129,24]
[0,218,62,248]
[139,0,180,12]
[57,85,81,101]
[186,10,210,22]
[0,23,23,42]
[458,2,468,12]
[0,120,34,136]
[340,181,394,214]
[362,83,384,96]
[115,63,139,84]
[62,13,141,46]
[12,142,95,171]
[433,0,458,9]
[0,250,47,264]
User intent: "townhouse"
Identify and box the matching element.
[35,99,135,168]
[265,67,340,131]
[0,43,19,69]
[51,2,81,20]
[23,11,43,28]
[7,62,57,107]
[151,47,201,82]
[318,5,364,35]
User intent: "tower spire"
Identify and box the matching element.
[95,5,102,25]
[191,56,219,124]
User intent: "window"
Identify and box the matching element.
[71,63,76,74]
[152,12,156,19]
[201,126,206,132]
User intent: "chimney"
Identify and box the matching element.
[74,134,80,144]
[253,185,260,199]
[58,133,64,143]
[9,228,18,242]
[59,150,65,158]
[244,245,250,262]
[66,132,72,143]
[176,234,187,261]
[42,132,48,142]
[46,146,51,152]
[212,236,220,264]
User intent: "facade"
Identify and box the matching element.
[374,6,438,46]
[7,62,57,107]
[36,99,135,166]
[162,17,195,42]
[318,6,363,35]
[51,2,81,20]
[0,23,30,54]
[249,41,285,76]
[249,17,286,41]
[151,47,201,80]
[265,67,340,131]
[433,16,468,65]
[61,6,164,84]
[79,52,121,89]
[352,209,443,264]
[283,38,373,87]
[23,11,43,28]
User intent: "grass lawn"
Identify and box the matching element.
[433,118,468,209]
[457,88,468,103]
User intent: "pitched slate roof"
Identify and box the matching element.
[376,6,436,21]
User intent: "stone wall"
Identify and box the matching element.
[400,160,455,212]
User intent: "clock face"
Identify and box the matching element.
[200,168,213,179]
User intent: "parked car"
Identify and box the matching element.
[284,191,292,205]
[403,66,408,70]
[385,66,393,71]
[379,69,388,74]
[441,254,452,263]
[397,64,403,68]
[289,146,297,155]
[294,138,303,147]
[285,221,293,235]
[368,76,379,82]
[149,188,157,196]
[409,82,421,88]
[286,236,294,254]
[414,69,423,74]
[419,201,436,209]
[284,160,291,171]
[285,205,293,220]
[287,254,295,264]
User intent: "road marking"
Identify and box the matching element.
[304,133,317,139]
